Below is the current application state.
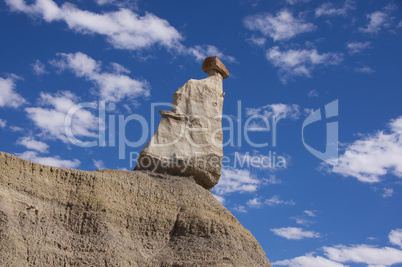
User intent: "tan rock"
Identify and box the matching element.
[0,152,272,266]
[135,57,229,190]
[202,56,230,79]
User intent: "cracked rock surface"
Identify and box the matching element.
[0,152,272,267]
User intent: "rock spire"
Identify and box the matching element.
[135,56,229,190]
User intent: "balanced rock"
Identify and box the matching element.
[135,56,229,190]
[0,152,272,266]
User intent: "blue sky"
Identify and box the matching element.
[1,0,402,266]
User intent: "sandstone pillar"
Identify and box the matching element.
[135,56,229,190]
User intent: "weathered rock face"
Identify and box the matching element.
[135,57,229,190]
[0,152,272,267]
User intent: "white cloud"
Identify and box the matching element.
[266,46,343,83]
[5,0,182,51]
[0,75,27,108]
[286,0,310,5]
[291,210,316,225]
[213,167,261,195]
[324,245,402,266]
[264,175,283,185]
[346,41,371,55]
[93,159,105,169]
[5,0,234,62]
[326,116,402,183]
[233,205,248,213]
[244,10,316,41]
[274,255,348,267]
[382,188,394,198]
[212,194,225,204]
[265,195,295,206]
[308,89,319,98]
[360,11,390,33]
[304,210,316,217]
[25,91,98,143]
[247,195,295,208]
[275,230,402,267]
[271,227,320,240]
[17,137,49,153]
[315,0,355,17]
[50,52,150,102]
[246,197,263,208]
[94,0,115,5]
[10,125,24,132]
[354,66,375,73]
[292,217,311,226]
[0,119,6,128]
[32,59,47,75]
[187,45,236,63]
[16,151,80,168]
[389,229,402,249]
[247,36,266,46]
[246,103,301,120]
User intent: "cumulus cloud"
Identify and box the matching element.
[304,210,316,217]
[25,91,98,143]
[291,210,317,226]
[5,0,182,50]
[324,245,402,266]
[247,195,295,208]
[271,227,320,240]
[212,194,225,204]
[17,137,49,153]
[382,188,394,198]
[10,126,24,132]
[247,36,266,46]
[0,75,27,108]
[32,59,47,75]
[292,217,312,226]
[315,0,355,17]
[93,159,105,169]
[275,229,402,267]
[187,45,236,63]
[50,52,150,102]
[5,0,234,62]
[389,229,402,249]
[233,205,248,213]
[274,255,348,267]
[16,151,80,168]
[244,10,316,41]
[247,103,301,120]
[265,195,295,206]
[359,7,393,34]
[213,167,261,195]
[246,197,263,208]
[266,46,343,83]
[326,116,402,183]
[346,41,371,55]
[354,66,375,73]
[308,89,319,98]
[0,119,6,128]
[286,0,310,5]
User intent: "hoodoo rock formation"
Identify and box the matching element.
[0,152,272,266]
[0,57,272,266]
[135,57,229,190]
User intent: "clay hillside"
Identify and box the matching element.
[0,152,272,266]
